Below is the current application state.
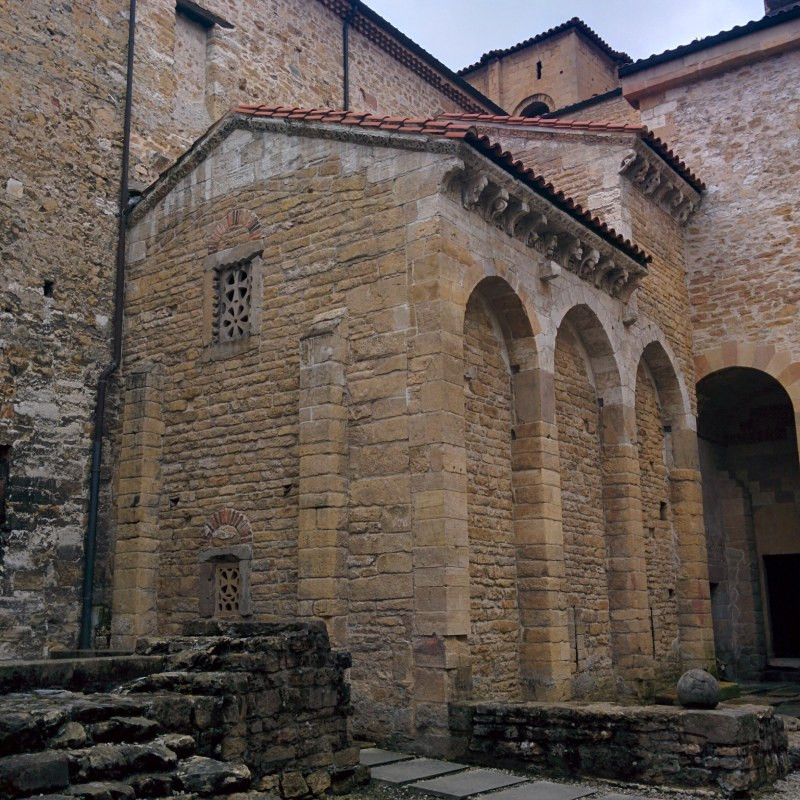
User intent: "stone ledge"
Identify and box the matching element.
[449,700,790,795]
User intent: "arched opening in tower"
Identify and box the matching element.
[697,367,800,678]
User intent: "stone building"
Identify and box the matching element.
[1,0,798,750]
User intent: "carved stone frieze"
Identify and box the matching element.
[619,149,700,225]
[447,164,648,303]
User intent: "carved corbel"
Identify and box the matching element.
[483,187,509,224]
[578,248,600,280]
[619,150,639,174]
[653,180,676,205]
[517,212,548,248]
[631,159,651,184]
[499,199,531,236]
[675,198,696,224]
[461,172,489,211]
[618,265,647,304]
[537,232,559,260]
[606,266,630,298]
[642,169,662,195]
[593,257,617,289]
[560,235,584,273]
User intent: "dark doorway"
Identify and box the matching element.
[764,554,800,657]
[697,367,800,677]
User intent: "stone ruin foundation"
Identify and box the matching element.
[450,700,790,796]
[0,621,363,799]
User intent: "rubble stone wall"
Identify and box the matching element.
[0,0,127,659]
[450,700,790,796]
[0,621,360,799]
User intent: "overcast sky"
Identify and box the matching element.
[364,0,766,70]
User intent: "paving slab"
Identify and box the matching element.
[371,758,467,785]
[360,748,415,767]
[481,781,597,800]
[410,768,528,798]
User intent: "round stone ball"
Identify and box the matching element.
[676,669,720,709]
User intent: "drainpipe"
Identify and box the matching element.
[342,1,357,109]
[79,0,137,650]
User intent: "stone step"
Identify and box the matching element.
[68,742,178,783]
[174,755,251,796]
[63,781,136,799]
[119,671,249,697]
[89,716,161,744]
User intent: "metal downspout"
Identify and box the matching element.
[79,0,137,650]
[343,1,357,109]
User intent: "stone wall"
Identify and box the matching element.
[0,621,360,799]
[463,292,520,700]
[0,0,127,658]
[461,30,619,115]
[554,322,614,698]
[117,111,715,745]
[636,361,681,674]
[450,700,790,795]
[130,0,492,185]
[625,43,800,416]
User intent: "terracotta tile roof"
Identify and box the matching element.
[619,6,800,76]
[543,88,623,118]
[233,105,650,266]
[459,17,631,75]
[439,112,706,193]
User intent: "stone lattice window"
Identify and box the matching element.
[216,264,252,342]
[215,563,241,615]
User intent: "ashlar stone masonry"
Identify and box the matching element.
[116,107,714,750]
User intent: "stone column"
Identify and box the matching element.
[111,364,163,650]
[671,423,716,670]
[602,402,654,697]
[512,367,572,700]
[409,271,471,756]
[297,310,349,647]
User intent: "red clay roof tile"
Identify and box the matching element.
[232,105,651,265]
[459,17,631,74]
[439,112,706,192]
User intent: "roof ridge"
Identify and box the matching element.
[619,6,800,76]
[458,17,631,75]
[230,104,650,264]
[437,113,705,192]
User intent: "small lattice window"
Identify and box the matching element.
[215,563,241,616]
[216,264,251,342]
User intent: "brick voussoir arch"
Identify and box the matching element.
[208,208,262,254]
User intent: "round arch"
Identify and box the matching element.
[513,93,555,117]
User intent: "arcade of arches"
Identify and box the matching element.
[458,278,713,705]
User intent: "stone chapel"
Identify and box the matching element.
[1,0,799,749]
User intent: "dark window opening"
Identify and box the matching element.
[0,446,10,528]
[536,60,542,80]
[43,280,54,297]
[520,101,549,118]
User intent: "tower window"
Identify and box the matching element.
[536,61,543,80]
[521,101,550,117]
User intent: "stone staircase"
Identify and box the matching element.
[0,622,362,799]
[0,689,256,798]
